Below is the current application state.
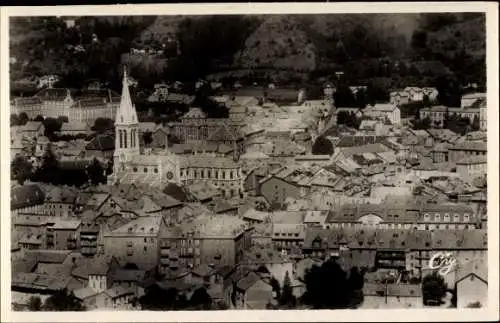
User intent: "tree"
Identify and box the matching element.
[302,260,363,309]
[33,115,45,122]
[91,117,114,133]
[189,287,212,310]
[312,136,334,155]
[139,285,178,310]
[43,117,62,137]
[422,272,447,306]
[269,276,281,299]
[28,296,42,311]
[86,158,106,186]
[279,271,297,308]
[11,155,33,185]
[43,289,85,311]
[57,115,69,123]
[18,112,29,126]
[143,131,153,146]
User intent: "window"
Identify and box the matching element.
[464,214,470,222]
[434,213,440,222]
[444,213,450,222]
[144,238,147,243]
[424,213,430,221]
[454,213,460,222]
[124,130,128,148]
[144,246,147,252]
[144,168,148,173]
[154,168,158,173]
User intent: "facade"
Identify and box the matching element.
[103,216,164,270]
[363,104,401,125]
[13,88,120,123]
[456,155,487,183]
[448,141,487,163]
[159,214,253,271]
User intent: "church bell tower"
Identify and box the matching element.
[112,66,140,177]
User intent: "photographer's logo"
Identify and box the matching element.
[428,252,457,276]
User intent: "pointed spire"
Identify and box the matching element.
[116,65,138,125]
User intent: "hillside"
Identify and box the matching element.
[9,13,485,91]
[233,15,317,72]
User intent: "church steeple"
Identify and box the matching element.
[112,66,140,178]
[115,66,138,125]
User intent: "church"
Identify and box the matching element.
[108,68,244,199]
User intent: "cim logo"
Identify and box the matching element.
[428,252,458,276]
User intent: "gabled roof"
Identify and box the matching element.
[86,134,114,151]
[11,184,45,210]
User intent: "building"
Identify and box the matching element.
[11,97,43,119]
[103,216,165,270]
[361,283,422,309]
[448,141,487,163]
[58,121,91,136]
[461,92,486,109]
[44,186,78,217]
[17,121,45,139]
[419,106,448,127]
[455,259,488,308]
[389,91,410,106]
[159,214,253,271]
[28,88,119,123]
[456,155,487,183]
[11,184,46,216]
[85,134,115,160]
[109,69,245,198]
[363,104,401,125]
[48,219,81,250]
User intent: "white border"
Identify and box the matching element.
[1,2,499,322]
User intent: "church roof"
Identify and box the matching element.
[115,67,138,125]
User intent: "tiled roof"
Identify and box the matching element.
[85,134,115,151]
[236,271,261,291]
[14,97,42,106]
[60,122,90,132]
[52,219,81,230]
[456,155,487,164]
[106,215,163,237]
[45,186,78,204]
[450,141,487,152]
[34,88,71,101]
[19,121,44,132]
[10,184,45,210]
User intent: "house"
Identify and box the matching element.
[361,283,422,309]
[419,106,448,128]
[389,91,410,106]
[233,271,274,309]
[461,93,486,108]
[103,216,164,270]
[455,259,488,308]
[44,186,78,217]
[48,219,81,250]
[58,121,91,136]
[456,155,487,183]
[259,175,301,207]
[363,104,401,125]
[448,141,487,163]
[11,184,46,216]
[85,134,115,160]
[18,121,45,139]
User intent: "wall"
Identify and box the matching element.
[457,276,488,308]
[260,177,300,206]
[104,236,159,270]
